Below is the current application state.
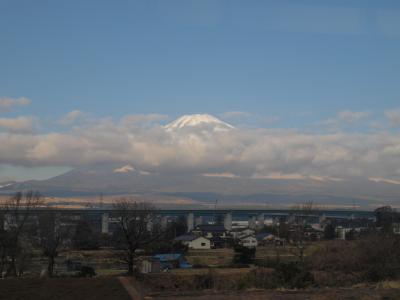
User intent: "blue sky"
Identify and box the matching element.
[1,1,400,181]
[1,0,400,123]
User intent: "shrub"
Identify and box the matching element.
[310,234,400,283]
[273,262,314,289]
[240,263,314,290]
[233,244,256,264]
[78,266,96,278]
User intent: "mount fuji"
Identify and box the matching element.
[164,114,234,132]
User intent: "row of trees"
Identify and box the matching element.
[0,192,176,277]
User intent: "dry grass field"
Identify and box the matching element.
[186,246,299,267]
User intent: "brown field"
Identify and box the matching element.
[1,275,400,300]
[0,277,131,300]
[149,288,400,300]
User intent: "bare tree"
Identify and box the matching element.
[2,191,43,277]
[37,210,70,277]
[301,200,318,216]
[289,224,307,263]
[113,198,163,275]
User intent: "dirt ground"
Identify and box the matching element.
[149,288,400,300]
[1,276,400,300]
[0,277,132,300]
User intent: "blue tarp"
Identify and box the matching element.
[153,253,192,269]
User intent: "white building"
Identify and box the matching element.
[174,235,211,249]
[239,235,258,248]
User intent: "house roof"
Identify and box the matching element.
[174,234,197,242]
[239,234,256,240]
[195,224,226,232]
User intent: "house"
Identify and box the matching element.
[210,236,231,249]
[174,234,211,249]
[192,224,228,239]
[230,228,255,240]
[238,235,258,248]
[153,254,192,270]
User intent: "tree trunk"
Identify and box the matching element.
[126,249,135,276]
[48,255,55,277]
[128,257,134,275]
[0,251,5,277]
[7,256,17,277]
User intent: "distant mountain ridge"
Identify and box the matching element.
[2,163,400,209]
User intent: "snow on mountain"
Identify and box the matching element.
[164,114,234,132]
[0,182,14,189]
[113,164,135,173]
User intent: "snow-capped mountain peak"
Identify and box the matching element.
[164,114,234,132]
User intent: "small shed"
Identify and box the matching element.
[139,257,161,274]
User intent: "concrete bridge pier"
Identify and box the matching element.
[224,212,232,231]
[195,216,203,227]
[55,213,61,233]
[161,216,168,230]
[319,214,326,224]
[101,212,109,234]
[187,212,194,232]
[248,216,256,230]
[257,213,265,230]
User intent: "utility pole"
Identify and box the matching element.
[213,199,218,224]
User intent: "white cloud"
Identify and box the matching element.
[369,178,400,185]
[59,110,86,125]
[337,110,371,122]
[321,110,372,131]
[0,97,31,112]
[385,108,400,127]
[0,116,35,133]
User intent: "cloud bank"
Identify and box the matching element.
[1,111,400,184]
